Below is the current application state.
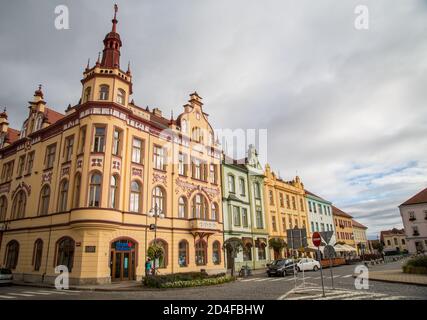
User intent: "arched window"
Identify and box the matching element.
[12,191,26,219]
[5,240,19,269]
[116,89,125,105]
[191,127,203,143]
[211,202,218,221]
[192,194,208,220]
[39,185,51,216]
[35,115,44,131]
[178,197,187,219]
[195,240,207,266]
[56,237,75,272]
[243,243,252,261]
[33,239,43,271]
[212,241,221,265]
[73,173,81,208]
[130,181,141,213]
[58,180,69,212]
[89,173,102,207]
[99,85,109,100]
[258,243,266,260]
[84,87,91,102]
[152,186,166,215]
[181,119,187,133]
[151,239,168,269]
[178,240,188,267]
[0,196,7,222]
[110,176,119,209]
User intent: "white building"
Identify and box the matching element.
[399,188,427,254]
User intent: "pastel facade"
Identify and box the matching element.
[332,206,355,247]
[0,9,225,285]
[380,228,407,253]
[352,220,370,255]
[399,188,427,254]
[221,145,269,270]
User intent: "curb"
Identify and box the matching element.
[351,274,427,287]
[12,281,152,292]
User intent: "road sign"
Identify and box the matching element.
[324,245,336,259]
[320,231,334,245]
[312,232,322,247]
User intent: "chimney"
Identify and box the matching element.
[152,107,162,117]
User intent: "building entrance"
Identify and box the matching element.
[110,240,136,281]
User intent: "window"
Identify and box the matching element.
[309,201,312,212]
[258,243,266,260]
[286,195,291,209]
[409,211,416,221]
[132,138,143,163]
[12,191,26,219]
[300,199,304,211]
[116,89,125,105]
[78,126,87,154]
[89,173,102,207]
[84,87,91,102]
[33,239,43,271]
[73,174,81,208]
[178,240,188,267]
[282,217,286,232]
[256,210,263,229]
[292,196,296,210]
[1,161,14,183]
[243,243,252,261]
[93,127,106,153]
[25,151,35,175]
[242,208,248,227]
[195,240,207,266]
[315,222,319,232]
[394,238,398,245]
[387,240,391,246]
[228,175,235,193]
[39,185,51,216]
[0,196,7,222]
[58,180,69,212]
[313,203,317,213]
[294,219,298,228]
[254,182,261,199]
[5,240,19,269]
[233,206,241,226]
[413,226,420,236]
[17,155,26,177]
[192,158,202,180]
[35,115,44,131]
[279,193,284,207]
[402,239,406,245]
[210,164,217,184]
[211,203,218,221]
[152,186,165,214]
[45,144,56,169]
[272,216,277,232]
[178,153,186,176]
[56,237,75,272]
[99,85,109,100]
[212,241,221,265]
[321,223,325,232]
[269,190,274,205]
[192,194,208,219]
[239,178,246,196]
[318,204,323,214]
[153,145,165,170]
[178,197,187,218]
[192,127,203,143]
[64,136,74,162]
[112,129,122,156]
[181,119,187,133]
[311,222,315,233]
[130,181,141,213]
[110,176,119,209]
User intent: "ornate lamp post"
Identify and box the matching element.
[148,203,165,275]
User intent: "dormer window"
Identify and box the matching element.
[192,127,203,143]
[84,87,91,103]
[99,85,109,100]
[116,89,125,105]
[35,115,44,131]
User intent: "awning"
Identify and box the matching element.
[334,244,356,252]
[242,237,253,246]
[342,244,357,252]
[255,238,267,247]
[306,246,324,253]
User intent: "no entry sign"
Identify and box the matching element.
[312,232,322,247]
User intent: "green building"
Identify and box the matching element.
[221,145,269,271]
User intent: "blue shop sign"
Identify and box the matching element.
[115,242,133,251]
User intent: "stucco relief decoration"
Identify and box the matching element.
[24,140,32,151]
[132,167,143,178]
[153,172,167,187]
[175,178,199,198]
[42,171,53,184]
[11,181,31,199]
[113,160,121,170]
[202,186,220,201]
[77,159,83,168]
[91,158,103,167]
[61,166,70,177]
[0,183,11,194]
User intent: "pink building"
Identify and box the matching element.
[399,188,427,254]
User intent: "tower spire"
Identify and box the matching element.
[112,3,118,32]
[100,3,122,68]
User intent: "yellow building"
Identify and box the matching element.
[0,7,225,285]
[263,165,309,259]
[380,228,407,253]
[332,206,356,247]
[352,220,370,255]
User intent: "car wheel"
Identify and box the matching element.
[313,265,319,271]
[267,273,271,277]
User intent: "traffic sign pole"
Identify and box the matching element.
[329,257,334,290]
[318,248,325,297]
[312,232,325,297]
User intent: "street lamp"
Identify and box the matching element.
[148,203,165,275]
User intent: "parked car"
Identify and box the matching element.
[267,259,298,277]
[0,268,13,286]
[296,258,320,272]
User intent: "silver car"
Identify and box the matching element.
[0,268,13,285]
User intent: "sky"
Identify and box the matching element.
[1,0,426,239]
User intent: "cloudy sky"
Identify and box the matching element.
[1,0,426,238]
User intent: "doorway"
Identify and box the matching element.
[110,240,136,281]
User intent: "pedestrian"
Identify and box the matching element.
[145,258,152,277]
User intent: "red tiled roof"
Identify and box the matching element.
[305,189,330,203]
[352,220,368,229]
[401,188,427,206]
[6,128,20,144]
[332,206,353,219]
[45,108,64,124]
[380,228,405,236]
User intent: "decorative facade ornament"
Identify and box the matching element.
[91,158,103,167]
[61,166,70,177]
[0,182,11,194]
[132,167,143,178]
[112,160,121,170]
[42,171,53,184]
[153,172,167,187]
[11,181,32,199]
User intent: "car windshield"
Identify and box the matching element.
[271,260,286,266]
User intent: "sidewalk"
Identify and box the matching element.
[12,280,148,292]
[354,269,427,286]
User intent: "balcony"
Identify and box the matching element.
[413,231,420,236]
[409,217,416,222]
[189,218,220,233]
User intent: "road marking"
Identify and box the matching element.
[271,278,285,282]
[0,295,16,299]
[22,291,53,295]
[342,274,353,278]
[254,278,269,282]
[37,290,69,295]
[241,278,257,282]
[8,293,35,297]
